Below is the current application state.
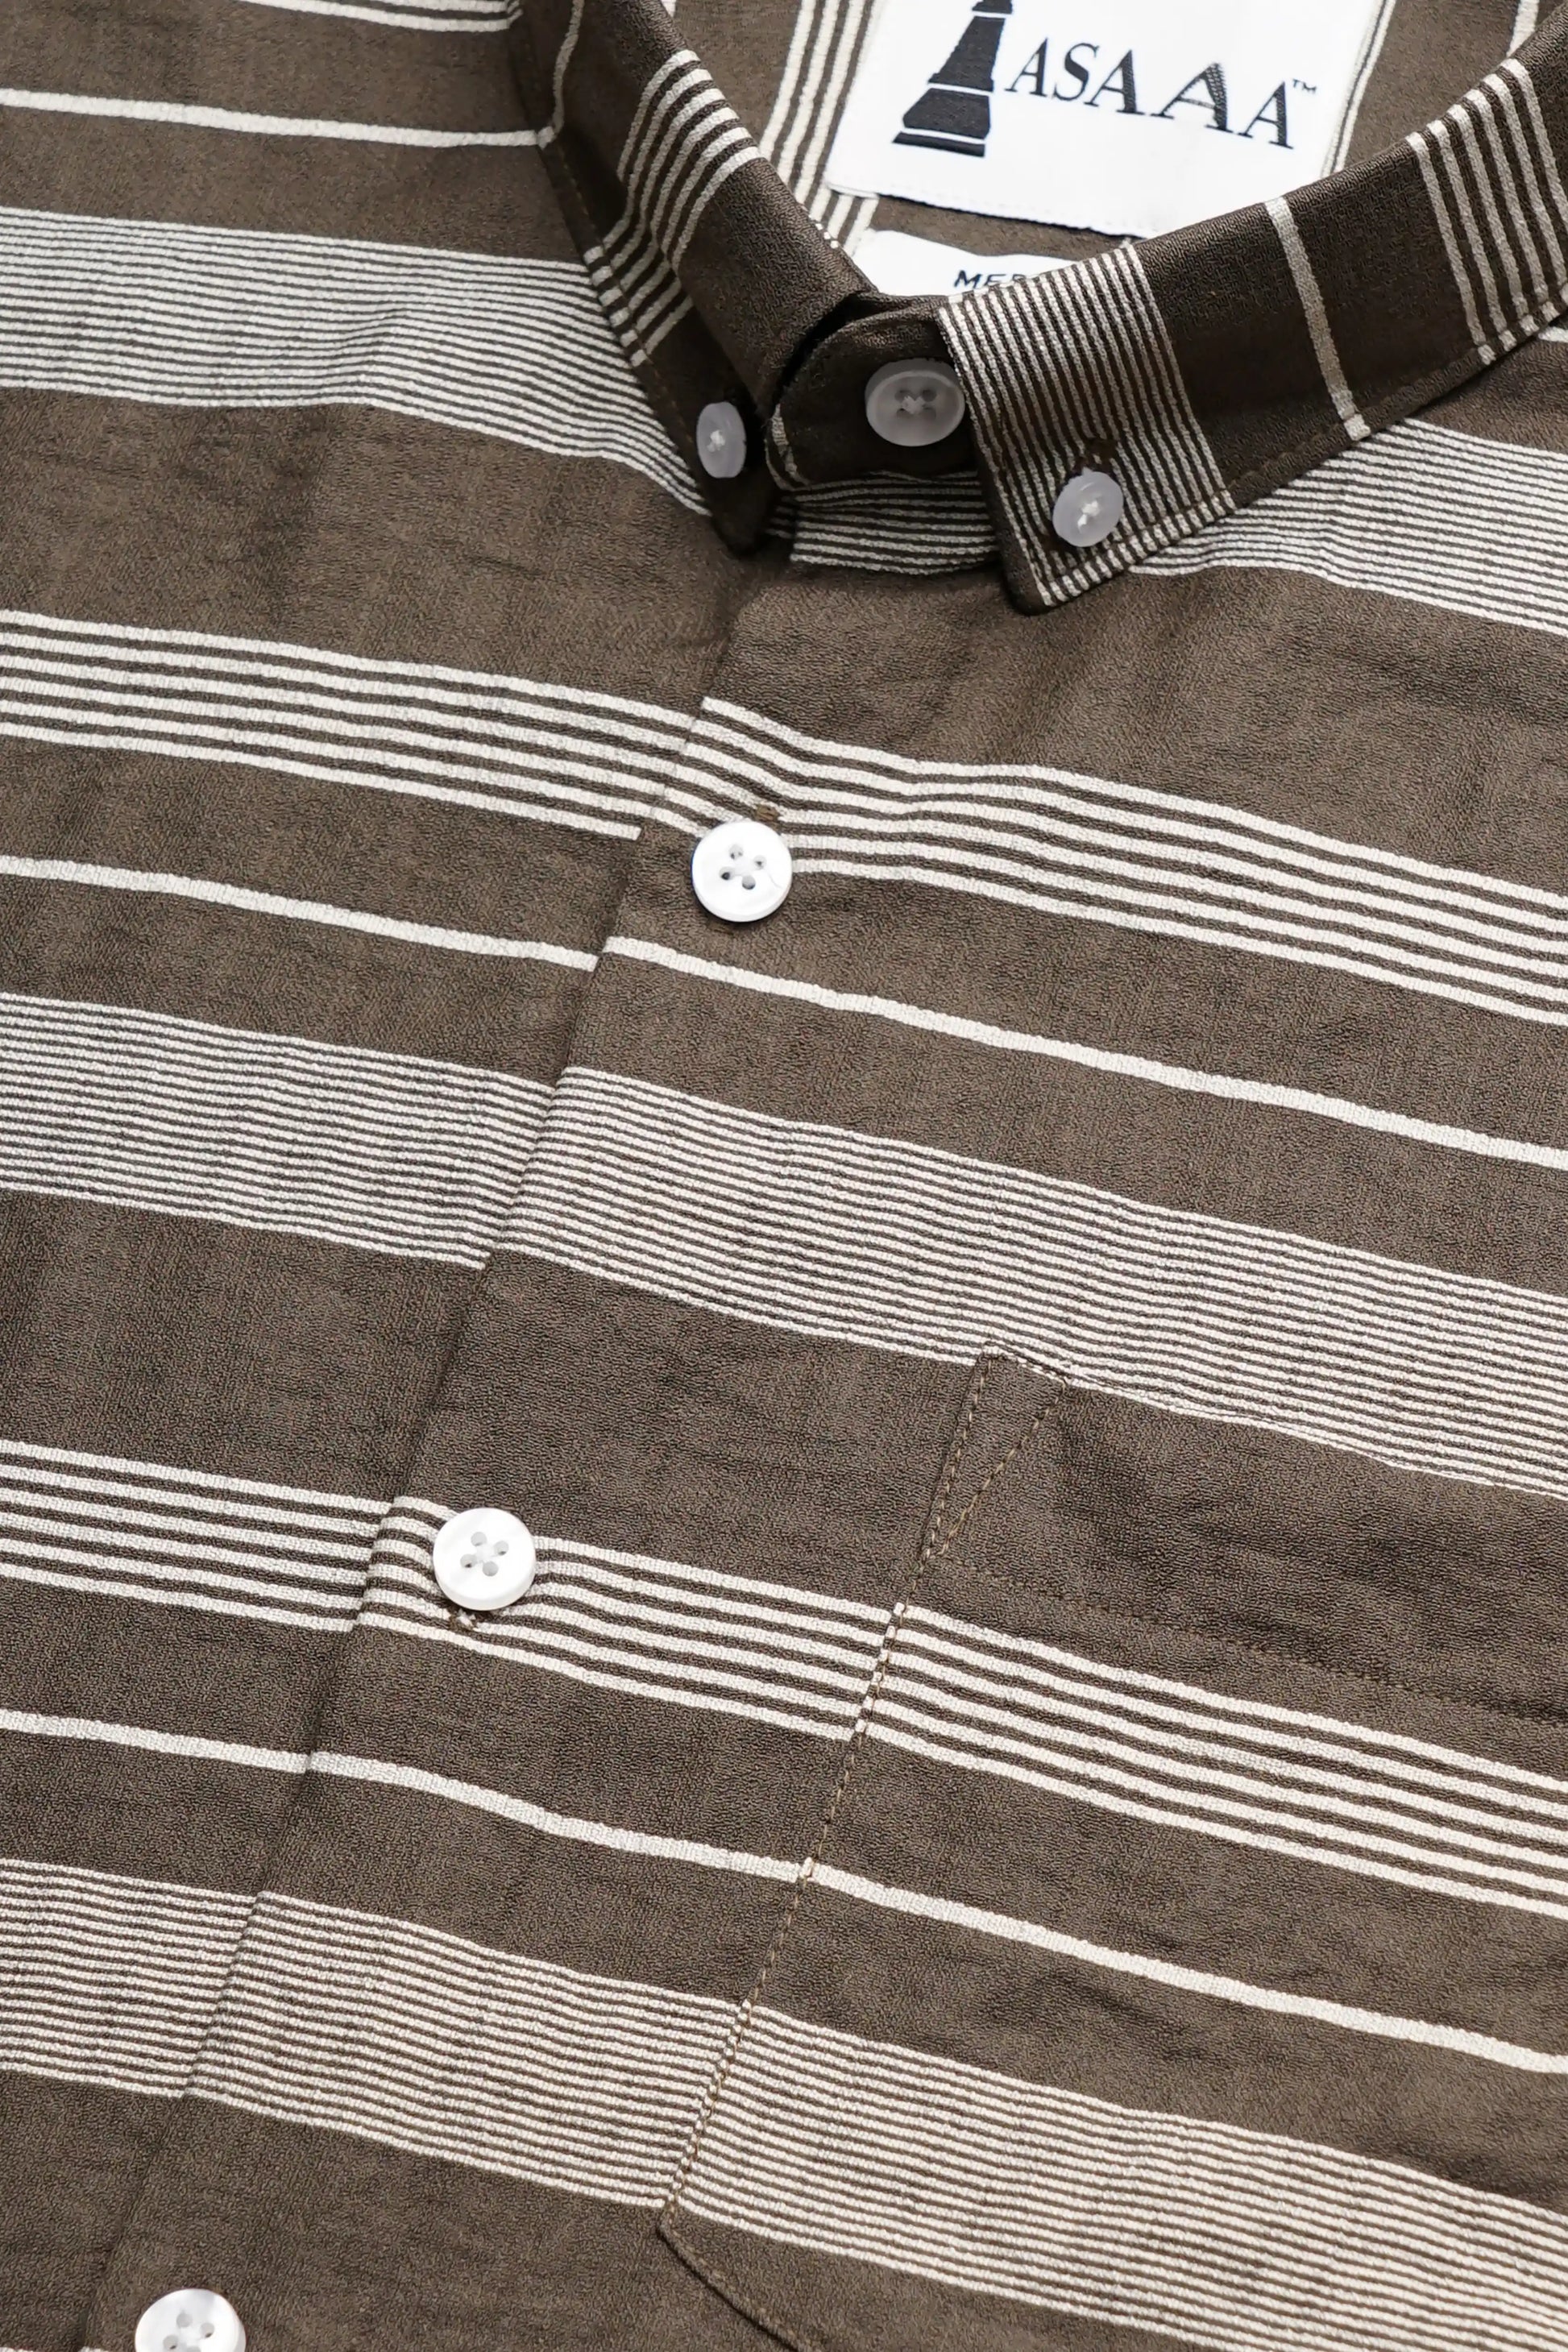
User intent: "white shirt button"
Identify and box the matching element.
[864,360,966,447]
[691,817,793,923]
[1052,467,1125,549]
[695,400,747,479]
[135,2292,246,2352]
[432,1507,537,1612]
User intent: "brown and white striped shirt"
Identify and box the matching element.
[4,0,1568,2346]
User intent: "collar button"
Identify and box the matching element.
[864,359,966,447]
[1052,467,1125,549]
[695,400,749,479]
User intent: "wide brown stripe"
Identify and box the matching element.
[1442,334,1568,446]
[565,927,1568,1297]
[1297,145,1472,427]
[1347,0,1519,161]
[944,1368,1568,1727]
[83,2118,763,2352]
[0,2077,168,2352]
[258,1759,794,1996]
[0,403,739,700]
[0,1196,471,1488]
[0,745,632,973]
[0,0,530,132]
[0,1728,309,1893]
[0,1588,344,1775]
[1144,204,1341,493]
[0,112,562,255]
[0,862,593,1077]
[396,1257,973,1604]
[306,1604,860,1865]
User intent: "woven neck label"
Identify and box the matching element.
[854,226,1071,292]
[827,0,1395,239]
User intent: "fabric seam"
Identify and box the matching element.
[657,1355,1063,2350]
[945,1537,1568,1736]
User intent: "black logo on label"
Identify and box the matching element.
[895,9,1295,161]
[895,0,1012,158]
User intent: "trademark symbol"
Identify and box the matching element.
[1292,78,1317,91]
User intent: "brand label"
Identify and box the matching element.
[828,0,1393,239]
[854,226,1071,294]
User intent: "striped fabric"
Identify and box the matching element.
[940,243,1234,605]
[9,0,1568,2346]
[10,1856,1568,2350]
[672,698,1568,1025]
[682,2003,1568,2351]
[939,39,1568,607]
[371,1500,1568,1919]
[587,47,765,363]
[19,1452,1568,1927]
[758,0,880,246]
[1407,60,1568,362]
[0,609,691,837]
[0,88,542,143]
[1144,414,1568,633]
[0,209,699,507]
[0,1441,380,1632]
[234,0,520,23]
[506,1066,1568,1494]
[788,469,998,572]
[364,1499,890,1730]
[0,994,550,1263]
[877,1607,1568,1917]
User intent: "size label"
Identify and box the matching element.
[828,0,1394,239]
[854,226,1070,294]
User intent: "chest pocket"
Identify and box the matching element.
[658,1354,1568,2352]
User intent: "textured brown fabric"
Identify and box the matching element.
[5,2,1568,2350]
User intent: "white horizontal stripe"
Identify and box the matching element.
[696,691,1568,912]
[309,1750,799,1881]
[200,1889,730,2201]
[2,1724,1561,2076]
[0,1558,353,1633]
[0,857,597,966]
[0,208,697,506]
[1144,418,1568,645]
[0,89,541,144]
[0,1429,383,1636]
[807,1865,1568,2072]
[604,935,1568,1170]
[232,0,516,24]
[0,607,687,731]
[0,992,550,1264]
[0,1706,307,1773]
[506,1067,1568,1497]
[0,608,691,841]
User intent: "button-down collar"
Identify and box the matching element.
[517,0,1568,609]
